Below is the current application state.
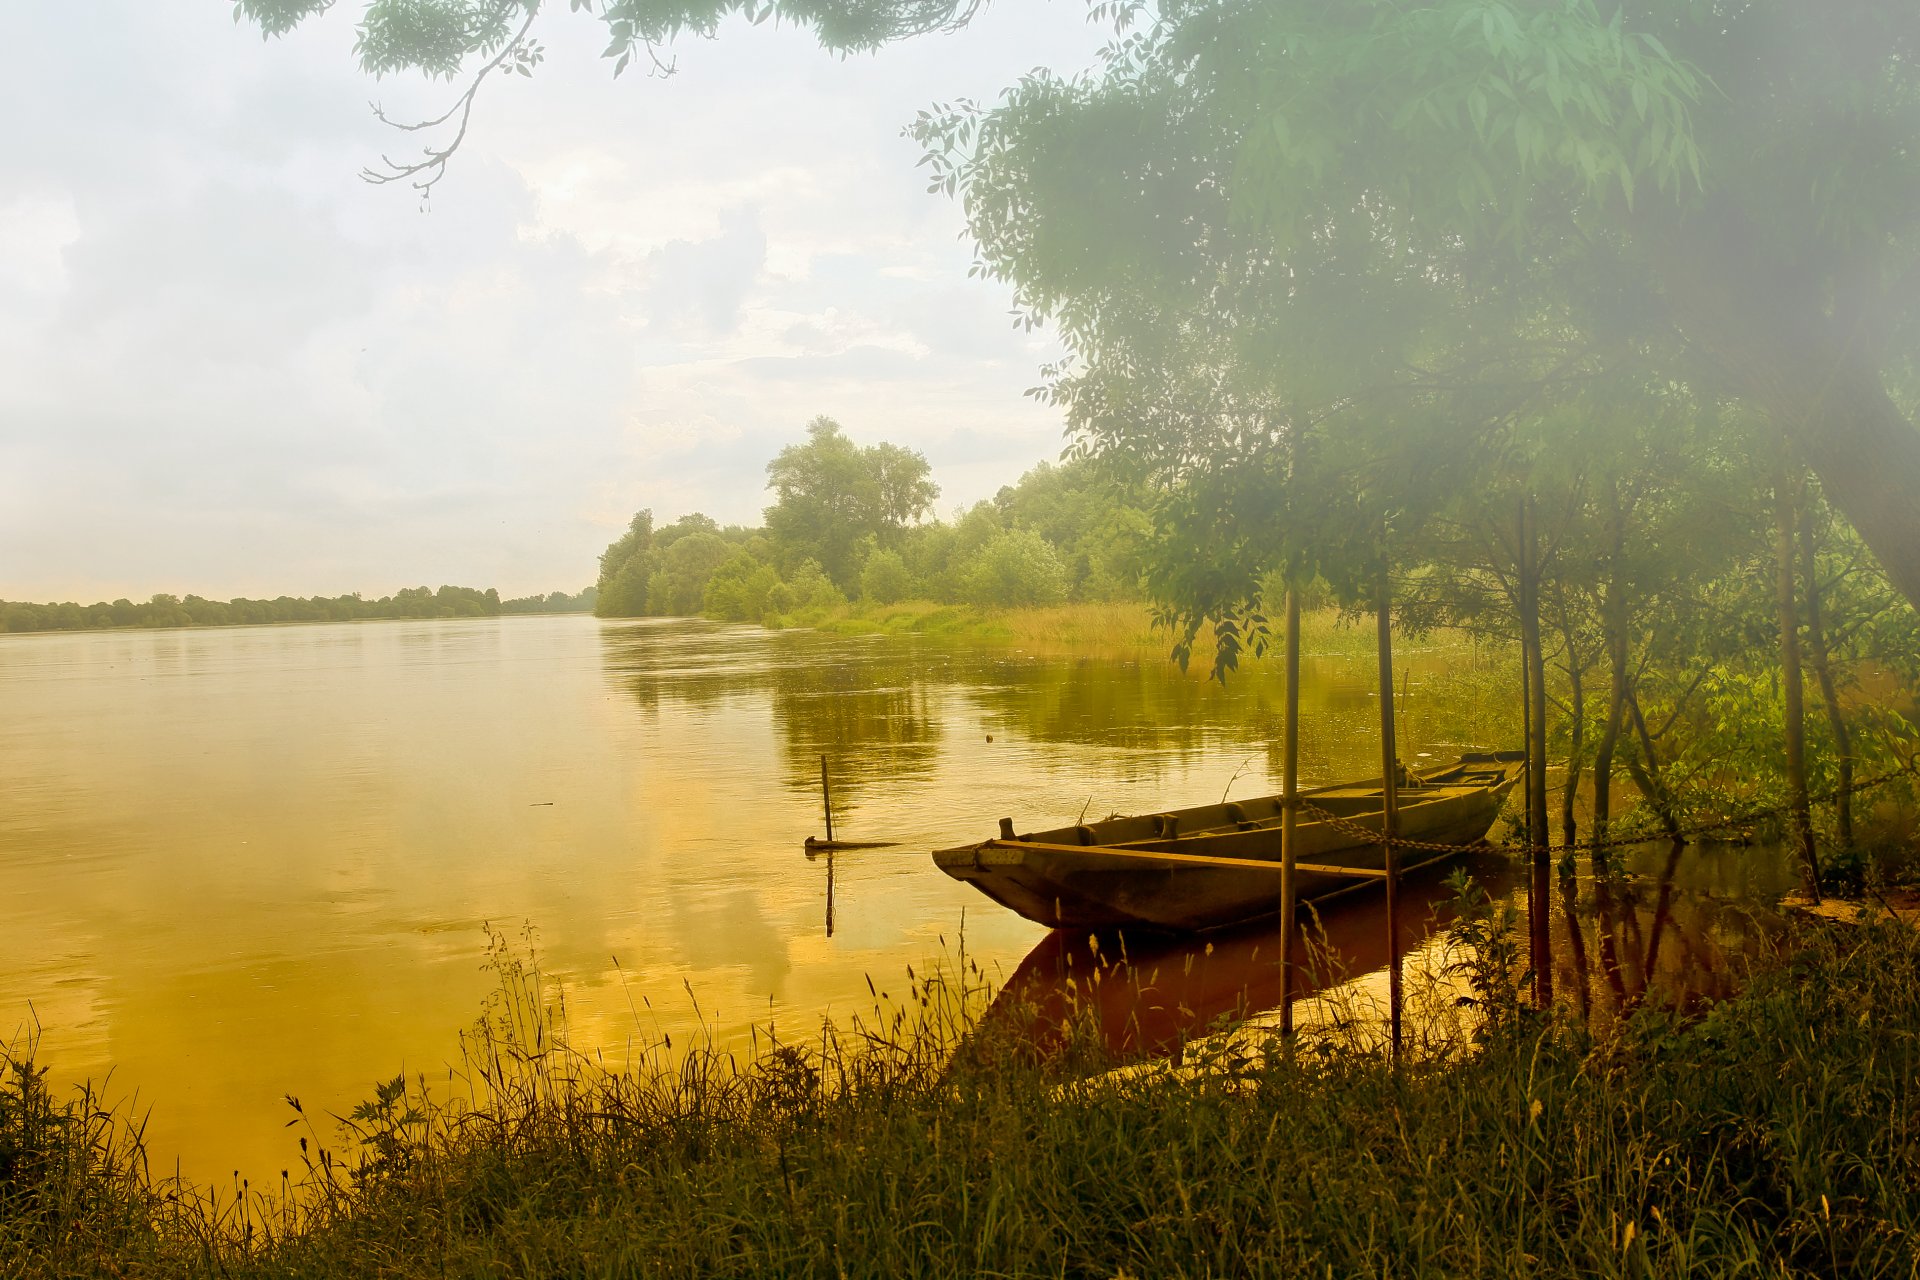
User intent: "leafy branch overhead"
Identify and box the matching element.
[235,0,984,192]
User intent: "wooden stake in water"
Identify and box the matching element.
[1376,576,1402,1061]
[821,754,836,937]
[1280,585,1300,1038]
[820,754,835,844]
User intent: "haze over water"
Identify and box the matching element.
[1,614,1778,1184]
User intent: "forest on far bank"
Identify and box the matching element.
[594,415,1149,627]
[0,585,596,633]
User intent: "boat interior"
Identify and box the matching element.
[1005,754,1521,849]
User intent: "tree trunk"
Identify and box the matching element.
[1557,599,1585,856]
[1591,484,1630,862]
[1625,691,1684,842]
[1775,472,1822,902]
[1799,504,1855,848]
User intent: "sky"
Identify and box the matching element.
[0,3,1108,602]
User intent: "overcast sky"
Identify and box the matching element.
[0,3,1105,601]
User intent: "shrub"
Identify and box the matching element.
[703,551,782,623]
[961,529,1067,609]
[859,548,913,605]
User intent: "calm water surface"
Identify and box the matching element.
[0,615,1789,1181]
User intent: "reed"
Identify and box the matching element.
[7,900,1920,1278]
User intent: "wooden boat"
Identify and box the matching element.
[933,751,1524,933]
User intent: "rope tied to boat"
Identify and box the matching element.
[1294,757,1920,857]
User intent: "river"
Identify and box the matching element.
[0,614,1795,1184]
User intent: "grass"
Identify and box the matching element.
[7,888,1920,1278]
[804,598,1435,663]
[804,599,1168,650]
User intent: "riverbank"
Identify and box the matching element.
[9,903,1918,1278]
[794,598,1398,661]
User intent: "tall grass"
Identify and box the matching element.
[7,900,1919,1277]
[808,599,1446,664]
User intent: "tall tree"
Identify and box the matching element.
[763,416,937,589]
[595,507,657,617]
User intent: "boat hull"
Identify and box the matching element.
[934,755,1520,933]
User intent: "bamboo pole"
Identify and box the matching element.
[1280,585,1301,1037]
[1376,575,1402,1061]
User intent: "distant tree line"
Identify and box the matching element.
[594,416,1149,625]
[0,585,596,634]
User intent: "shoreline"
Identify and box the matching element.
[7,901,1917,1276]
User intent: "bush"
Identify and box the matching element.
[859,548,913,605]
[702,551,782,623]
[771,560,847,623]
[961,529,1067,609]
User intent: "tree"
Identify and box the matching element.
[243,0,1920,613]
[595,508,657,617]
[962,528,1067,609]
[914,0,1920,610]
[703,548,782,621]
[859,546,912,605]
[763,416,937,589]
[647,530,733,615]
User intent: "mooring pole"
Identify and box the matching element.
[820,754,835,845]
[1376,574,1402,1061]
[1280,584,1301,1037]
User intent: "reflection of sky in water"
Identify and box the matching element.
[0,614,1522,1185]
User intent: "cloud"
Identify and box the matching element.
[0,2,1105,600]
[637,207,767,336]
[0,191,81,298]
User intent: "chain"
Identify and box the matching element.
[1292,758,1918,858]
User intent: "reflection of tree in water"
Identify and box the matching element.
[597,621,947,814]
[597,619,1521,818]
[962,645,1520,790]
[766,654,942,811]
[1554,842,1796,1025]
[964,656,1227,755]
[598,619,784,716]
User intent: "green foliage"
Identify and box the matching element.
[858,546,912,606]
[962,528,1068,609]
[764,416,938,590]
[499,587,596,614]
[647,531,734,616]
[776,558,849,622]
[594,508,658,617]
[0,585,529,632]
[702,550,782,623]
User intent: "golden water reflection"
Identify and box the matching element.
[3,614,1525,1183]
